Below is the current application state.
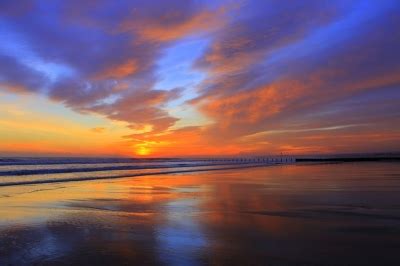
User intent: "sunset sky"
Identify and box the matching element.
[0,0,399,157]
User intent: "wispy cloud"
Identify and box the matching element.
[0,0,399,156]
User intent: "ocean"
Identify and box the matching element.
[0,157,286,186]
[0,160,399,265]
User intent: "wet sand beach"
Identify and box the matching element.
[1,162,400,265]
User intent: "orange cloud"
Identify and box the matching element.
[93,60,138,80]
[143,12,220,41]
[198,79,307,126]
[119,8,227,42]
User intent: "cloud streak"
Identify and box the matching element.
[0,0,399,156]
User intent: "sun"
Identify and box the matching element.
[136,146,151,156]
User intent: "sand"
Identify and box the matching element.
[1,162,400,265]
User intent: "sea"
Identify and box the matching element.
[0,157,288,186]
[0,157,399,265]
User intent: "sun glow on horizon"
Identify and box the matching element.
[135,146,152,156]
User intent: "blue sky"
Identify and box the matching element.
[0,0,399,156]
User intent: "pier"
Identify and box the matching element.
[194,156,296,164]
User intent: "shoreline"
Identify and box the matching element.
[1,162,400,265]
[0,163,280,187]
[1,158,398,188]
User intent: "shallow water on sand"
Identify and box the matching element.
[0,162,400,265]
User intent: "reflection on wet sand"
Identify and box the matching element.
[1,162,400,265]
